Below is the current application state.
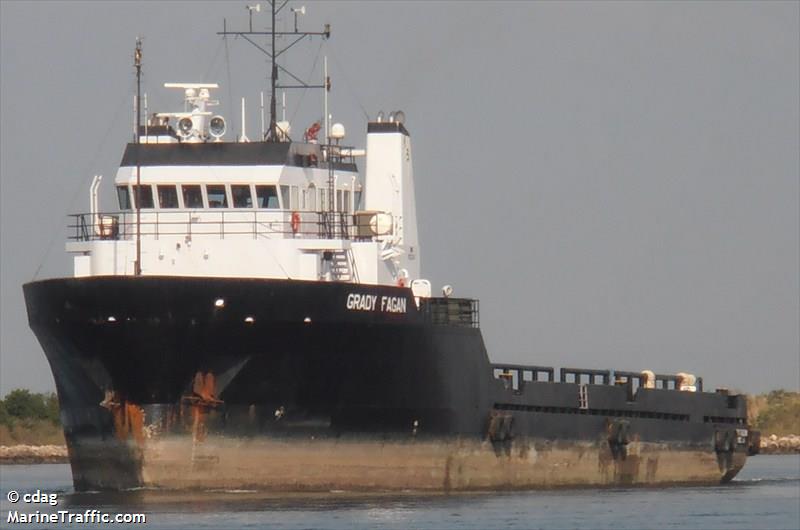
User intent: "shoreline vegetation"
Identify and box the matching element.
[747,390,800,454]
[0,389,68,464]
[1,389,798,465]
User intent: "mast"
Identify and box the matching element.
[134,38,142,276]
[269,0,277,141]
[217,1,330,142]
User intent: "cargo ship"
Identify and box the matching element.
[23,3,758,491]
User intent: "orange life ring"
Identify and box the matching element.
[291,211,301,234]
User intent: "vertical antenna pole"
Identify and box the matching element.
[260,91,265,138]
[323,55,333,237]
[132,95,136,139]
[323,56,329,143]
[134,38,143,276]
[240,97,249,142]
[268,0,278,141]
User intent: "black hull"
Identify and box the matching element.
[24,276,750,491]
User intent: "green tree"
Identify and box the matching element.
[0,399,10,426]
[4,389,49,420]
[43,393,60,423]
[753,389,800,436]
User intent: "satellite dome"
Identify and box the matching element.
[330,123,345,140]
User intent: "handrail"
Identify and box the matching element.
[560,367,611,385]
[67,210,372,242]
[490,364,707,393]
[420,297,479,328]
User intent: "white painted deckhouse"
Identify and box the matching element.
[70,82,429,297]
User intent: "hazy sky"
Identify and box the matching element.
[1,1,798,395]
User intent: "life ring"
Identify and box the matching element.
[397,277,406,287]
[308,153,318,167]
[291,211,301,234]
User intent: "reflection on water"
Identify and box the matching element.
[1,455,798,529]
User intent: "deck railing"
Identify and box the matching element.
[68,210,363,242]
[491,363,705,393]
[420,298,480,328]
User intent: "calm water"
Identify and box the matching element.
[1,455,798,529]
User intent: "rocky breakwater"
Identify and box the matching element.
[759,434,800,454]
[0,445,68,464]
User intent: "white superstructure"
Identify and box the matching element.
[68,84,422,289]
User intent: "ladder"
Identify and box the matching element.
[579,384,589,410]
[330,250,353,282]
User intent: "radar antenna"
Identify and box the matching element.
[218,1,330,142]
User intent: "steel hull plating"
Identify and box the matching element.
[64,435,745,491]
[24,276,748,491]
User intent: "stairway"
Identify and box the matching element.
[330,250,353,282]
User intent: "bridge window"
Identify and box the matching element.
[181,185,203,208]
[207,185,228,208]
[280,185,291,210]
[117,186,131,210]
[337,190,351,212]
[307,185,316,210]
[256,185,279,209]
[132,185,154,209]
[157,185,179,208]
[231,185,253,208]
[291,186,298,210]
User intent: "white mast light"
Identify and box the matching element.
[246,4,261,33]
[291,6,306,32]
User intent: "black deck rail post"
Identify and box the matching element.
[80,214,89,241]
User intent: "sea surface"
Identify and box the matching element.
[1,455,798,529]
